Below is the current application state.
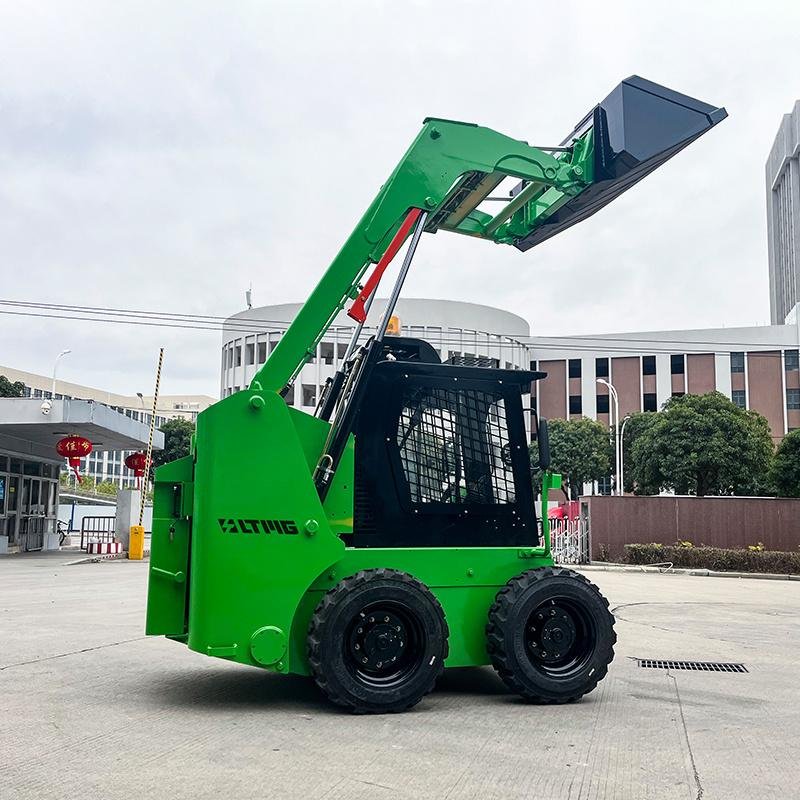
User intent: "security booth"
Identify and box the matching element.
[0,398,162,554]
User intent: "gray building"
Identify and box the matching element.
[0,399,162,553]
[766,100,800,324]
[221,299,531,409]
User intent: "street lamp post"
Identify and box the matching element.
[619,414,632,495]
[51,349,72,398]
[597,378,620,496]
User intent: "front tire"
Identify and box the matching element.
[308,569,449,713]
[486,567,615,703]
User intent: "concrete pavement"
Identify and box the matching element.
[0,554,798,799]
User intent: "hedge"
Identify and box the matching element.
[624,543,800,575]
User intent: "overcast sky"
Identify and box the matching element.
[2,1,799,397]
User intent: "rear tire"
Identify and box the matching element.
[486,567,615,703]
[308,568,448,713]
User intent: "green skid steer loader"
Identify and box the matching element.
[146,76,726,713]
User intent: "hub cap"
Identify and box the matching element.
[345,602,424,688]
[524,597,596,677]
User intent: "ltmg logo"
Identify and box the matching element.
[218,519,299,535]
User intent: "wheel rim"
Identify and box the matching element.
[524,596,597,678]
[344,601,425,688]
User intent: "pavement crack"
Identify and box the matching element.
[667,669,704,800]
[0,636,146,671]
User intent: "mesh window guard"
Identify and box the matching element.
[396,386,516,505]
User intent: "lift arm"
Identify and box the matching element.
[250,76,726,395]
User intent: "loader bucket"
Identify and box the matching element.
[513,75,727,251]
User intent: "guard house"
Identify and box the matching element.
[0,398,163,554]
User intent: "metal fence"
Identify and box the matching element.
[550,518,590,564]
[80,516,117,551]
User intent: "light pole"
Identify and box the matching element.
[619,414,632,495]
[597,378,620,496]
[51,349,71,398]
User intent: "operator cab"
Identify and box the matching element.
[350,337,546,548]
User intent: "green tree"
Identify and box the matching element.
[0,375,25,397]
[629,392,773,497]
[151,417,195,474]
[531,417,613,500]
[621,412,658,494]
[770,429,800,497]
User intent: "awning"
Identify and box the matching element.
[0,398,164,461]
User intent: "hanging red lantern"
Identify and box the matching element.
[125,452,148,489]
[56,435,93,484]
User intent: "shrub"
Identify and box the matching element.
[595,544,611,563]
[624,543,800,574]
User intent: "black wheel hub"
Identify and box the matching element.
[524,598,596,676]
[349,610,408,672]
[346,602,424,687]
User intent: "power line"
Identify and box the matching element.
[1,299,797,358]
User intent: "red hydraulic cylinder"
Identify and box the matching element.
[347,208,423,323]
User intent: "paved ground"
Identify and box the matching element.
[1,553,798,800]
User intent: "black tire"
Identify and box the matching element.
[308,568,449,714]
[486,567,615,703]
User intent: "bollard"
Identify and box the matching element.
[129,525,145,560]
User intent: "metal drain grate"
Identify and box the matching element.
[637,659,748,673]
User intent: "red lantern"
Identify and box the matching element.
[125,452,148,488]
[56,435,93,484]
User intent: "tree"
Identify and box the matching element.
[770,430,800,497]
[531,417,613,500]
[0,375,25,397]
[629,392,773,497]
[621,412,658,494]
[151,417,195,474]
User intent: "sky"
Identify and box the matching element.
[1,1,799,397]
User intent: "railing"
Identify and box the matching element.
[550,517,590,565]
[80,516,117,551]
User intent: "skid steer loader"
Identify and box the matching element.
[146,76,726,712]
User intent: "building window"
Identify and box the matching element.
[786,350,799,371]
[235,345,242,368]
[569,395,582,415]
[258,342,267,364]
[246,343,255,366]
[320,342,334,365]
[787,388,800,410]
[643,393,657,412]
[568,359,581,379]
[730,352,745,373]
[302,385,317,407]
[670,354,685,375]
[732,389,746,409]
[595,357,609,379]
[672,391,685,398]
[642,356,656,376]
[596,394,609,414]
